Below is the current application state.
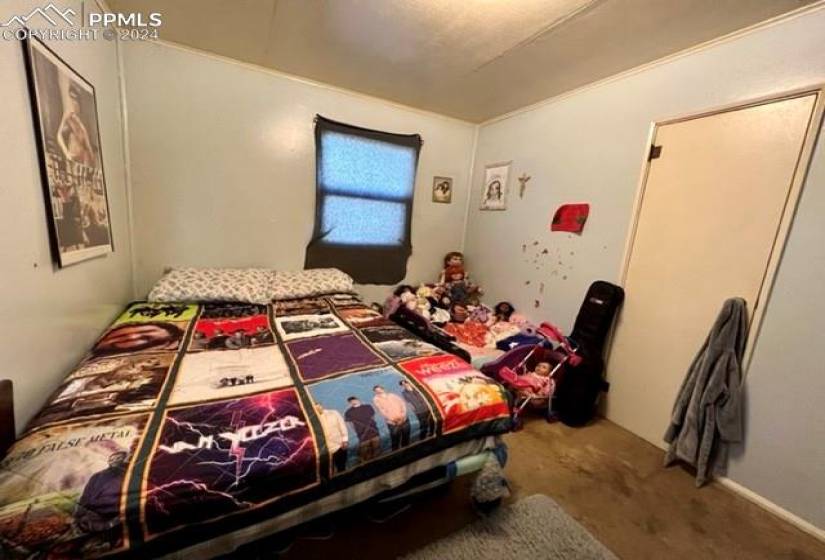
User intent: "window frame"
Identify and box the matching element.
[305,115,422,284]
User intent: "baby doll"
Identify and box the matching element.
[520,361,555,400]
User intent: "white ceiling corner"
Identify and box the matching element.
[108,0,818,122]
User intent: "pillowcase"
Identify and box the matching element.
[270,268,355,301]
[148,268,273,305]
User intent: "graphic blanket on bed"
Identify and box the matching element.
[0,295,511,558]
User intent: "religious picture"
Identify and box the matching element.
[432,176,453,203]
[480,162,511,211]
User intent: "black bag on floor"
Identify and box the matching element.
[569,280,625,358]
[554,281,624,427]
[553,356,608,427]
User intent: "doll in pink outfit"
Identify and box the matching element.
[517,361,555,402]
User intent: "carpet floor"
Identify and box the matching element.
[401,494,617,560]
[273,417,825,559]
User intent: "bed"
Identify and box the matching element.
[0,294,511,558]
[457,343,505,369]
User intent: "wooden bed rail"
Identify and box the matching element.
[0,380,14,459]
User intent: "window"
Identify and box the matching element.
[305,116,422,284]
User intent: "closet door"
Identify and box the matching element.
[606,92,820,447]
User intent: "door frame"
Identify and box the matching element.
[613,85,825,372]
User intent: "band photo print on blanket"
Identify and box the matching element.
[307,367,437,476]
[28,353,174,430]
[0,415,148,557]
[145,389,319,535]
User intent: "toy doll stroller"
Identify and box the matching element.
[482,323,581,427]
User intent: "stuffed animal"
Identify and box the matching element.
[430,307,451,324]
[468,303,493,324]
[415,285,433,319]
[384,284,417,318]
[429,284,451,310]
[400,290,417,311]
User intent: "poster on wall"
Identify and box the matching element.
[23,37,113,268]
[480,161,511,211]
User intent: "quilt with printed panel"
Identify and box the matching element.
[0,295,510,558]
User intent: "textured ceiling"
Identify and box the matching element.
[108,0,815,122]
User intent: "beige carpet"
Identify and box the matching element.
[400,494,617,560]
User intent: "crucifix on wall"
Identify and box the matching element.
[518,173,531,198]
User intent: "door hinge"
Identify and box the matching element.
[648,144,662,161]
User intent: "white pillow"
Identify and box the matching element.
[148,268,273,305]
[270,268,355,301]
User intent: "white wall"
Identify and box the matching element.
[464,8,825,528]
[122,41,477,304]
[0,1,134,430]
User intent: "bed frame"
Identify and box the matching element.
[0,380,14,459]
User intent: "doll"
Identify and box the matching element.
[383,284,417,318]
[438,251,483,305]
[489,304,530,343]
[449,303,469,323]
[520,361,555,399]
[415,285,434,319]
[493,302,515,323]
[444,265,484,307]
[444,265,468,304]
[438,251,466,284]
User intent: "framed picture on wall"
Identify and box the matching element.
[480,161,511,211]
[432,176,453,203]
[23,36,113,268]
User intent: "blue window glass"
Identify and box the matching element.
[320,131,417,201]
[318,130,417,247]
[321,195,406,246]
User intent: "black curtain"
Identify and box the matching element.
[304,115,422,284]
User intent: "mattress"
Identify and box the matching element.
[0,295,511,558]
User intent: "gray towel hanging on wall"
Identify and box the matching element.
[663,297,748,486]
